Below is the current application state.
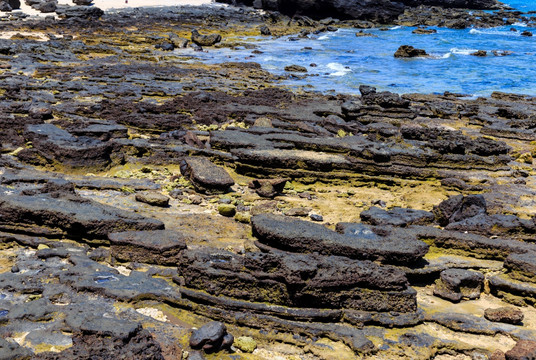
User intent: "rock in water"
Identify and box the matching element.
[394,45,428,58]
[191,29,222,46]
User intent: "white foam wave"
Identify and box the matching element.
[327,62,351,76]
[513,22,528,27]
[450,47,479,55]
[318,35,329,40]
[390,26,402,30]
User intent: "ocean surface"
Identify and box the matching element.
[192,0,536,96]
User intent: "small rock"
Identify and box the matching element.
[218,204,236,217]
[394,45,427,58]
[484,307,524,325]
[310,213,323,222]
[372,199,386,208]
[234,212,251,224]
[490,350,506,360]
[284,207,311,217]
[253,117,273,128]
[412,27,437,34]
[190,195,203,205]
[135,191,170,207]
[10,265,19,273]
[190,322,233,353]
[284,64,307,72]
[471,50,487,57]
[248,178,288,198]
[191,29,222,46]
[434,268,484,302]
[234,336,256,353]
[505,340,536,360]
[521,30,533,37]
[259,25,271,35]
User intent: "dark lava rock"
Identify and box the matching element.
[108,230,187,265]
[180,157,234,194]
[491,350,507,360]
[35,319,165,360]
[433,268,484,302]
[360,206,434,227]
[190,321,233,353]
[72,0,92,4]
[471,50,487,56]
[0,337,32,360]
[178,249,416,312]
[24,124,111,168]
[484,307,524,325]
[504,252,536,282]
[135,191,170,207]
[248,178,288,198]
[505,340,536,360]
[521,31,533,37]
[394,45,427,58]
[284,65,308,72]
[191,29,222,46]
[433,194,487,227]
[0,185,164,239]
[55,5,104,18]
[259,25,271,35]
[400,0,501,9]
[412,27,437,34]
[309,213,323,222]
[253,215,428,265]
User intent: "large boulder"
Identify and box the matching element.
[180,157,234,194]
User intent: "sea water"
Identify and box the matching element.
[192,1,536,96]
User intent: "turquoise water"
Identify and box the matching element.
[193,1,536,95]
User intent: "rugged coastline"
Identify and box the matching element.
[1,1,536,360]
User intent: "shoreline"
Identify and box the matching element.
[0,4,536,360]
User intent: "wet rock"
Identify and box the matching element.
[412,27,437,34]
[521,31,533,37]
[360,206,434,227]
[505,340,536,360]
[471,50,487,56]
[190,321,233,353]
[24,124,111,168]
[191,29,222,46]
[73,0,92,4]
[180,157,234,194]
[108,230,187,265]
[433,194,487,227]
[135,191,170,207]
[0,185,164,239]
[259,25,271,35]
[284,65,308,72]
[394,45,428,58]
[248,178,288,198]
[252,215,428,264]
[433,268,484,302]
[484,307,524,325]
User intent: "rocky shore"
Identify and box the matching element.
[1,1,536,360]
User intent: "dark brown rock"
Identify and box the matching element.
[190,321,233,353]
[484,307,524,325]
[433,268,484,302]
[394,45,428,58]
[505,340,536,360]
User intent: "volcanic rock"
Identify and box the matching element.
[484,307,524,325]
[434,268,484,302]
[394,45,428,58]
[190,321,234,353]
[191,29,222,46]
[180,157,234,194]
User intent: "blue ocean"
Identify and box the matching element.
[193,0,536,96]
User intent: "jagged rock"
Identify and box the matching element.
[178,249,417,312]
[180,157,234,194]
[135,191,170,207]
[24,124,111,168]
[191,29,222,46]
[505,340,536,360]
[521,31,533,37]
[0,337,32,360]
[108,230,187,265]
[412,27,437,34]
[433,268,484,302]
[484,307,524,325]
[252,214,428,264]
[259,25,271,35]
[433,194,487,227]
[234,337,256,353]
[360,206,434,227]
[0,184,164,239]
[471,50,487,56]
[394,45,428,58]
[284,65,307,72]
[190,322,234,353]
